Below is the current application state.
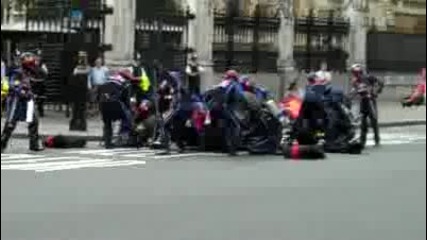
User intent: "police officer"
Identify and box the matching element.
[350,64,384,147]
[1,53,44,153]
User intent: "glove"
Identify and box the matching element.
[185,119,192,128]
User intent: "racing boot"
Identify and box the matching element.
[29,121,44,152]
[1,123,16,153]
[1,134,10,153]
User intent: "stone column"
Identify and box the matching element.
[193,0,215,90]
[345,0,367,67]
[104,0,136,68]
[186,0,197,51]
[277,0,295,99]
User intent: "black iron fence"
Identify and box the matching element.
[294,11,350,72]
[135,8,194,70]
[213,6,280,73]
[1,0,110,102]
[213,8,350,74]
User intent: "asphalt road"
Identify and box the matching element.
[1,126,426,240]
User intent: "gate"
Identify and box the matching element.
[19,0,106,102]
[134,5,194,70]
[213,4,280,73]
[294,11,350,72]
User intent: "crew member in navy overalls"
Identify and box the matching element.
[220,70,244,156]
[1,53,44,153]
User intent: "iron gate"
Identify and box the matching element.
[135,4,194,71]
[294,10,350,72]
[213,4,280,73]
[19,0,106,102]
[214,6,350,73]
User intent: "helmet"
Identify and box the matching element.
[307,72,317,84]
[239,75,250,85]
[225,70,239,80]
[351,64,364,75]
[20,52,36,69]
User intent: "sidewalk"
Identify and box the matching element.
[2,102,426,140]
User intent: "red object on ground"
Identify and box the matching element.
[290,141,301,160]
[44,136,55,148]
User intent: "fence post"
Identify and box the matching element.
[104,0,136,68]
[226,0,237,70]
[252,4,260,73]
[306,9,313,72]
[345,0,367,67]
[327,10,334,71]
[193,0,214,90]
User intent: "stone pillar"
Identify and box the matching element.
[346,0,367,67]
[104,0,136,68]
[277,0,295,99]
[194,0,215,90]
[187,0,197,51]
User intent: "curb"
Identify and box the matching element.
[10,120,427,141]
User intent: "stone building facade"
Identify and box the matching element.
[211,0,426,33]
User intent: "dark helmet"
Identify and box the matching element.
[307,72,317,84]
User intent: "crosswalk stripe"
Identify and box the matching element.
[154,152,225,160]
[66,149,151,155]
[1,157,81,164]
[1,159,109,171]
[1,154,45,160]
[35,160,146,173]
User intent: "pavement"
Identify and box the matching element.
[1,102,426,140]
[1,126,426,240]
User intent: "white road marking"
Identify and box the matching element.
[35,160,146,173]
[1,131,425,172]
[1,154,45,160]
[1,155,146,172]
[154,152,225,160]
[1,156,80,164]
[1,159,108,171]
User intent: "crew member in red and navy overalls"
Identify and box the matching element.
[1,53,44,153]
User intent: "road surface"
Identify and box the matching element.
[1,126,426,240]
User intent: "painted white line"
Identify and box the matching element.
[121,152,157,158]
[1,156,82,164]
[154,152,224,160]
[1,159,109,171]
[66,149,155,156]
[366,139,424,146]
[65,149,130,154]
[1,154,45,160]
[35,160,147,173]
